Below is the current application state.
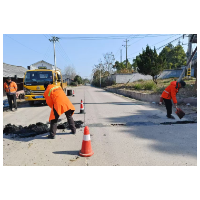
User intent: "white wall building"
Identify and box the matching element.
[28,60,61,71]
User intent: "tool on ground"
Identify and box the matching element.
[175,108,185,119]
[72,90,75,96]
[80,99,84,113]
[79,126,94,157]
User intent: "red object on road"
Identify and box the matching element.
[72,90,75,96]
[175,108,185,119]
[79,126,94,157]
[80,99,84,113]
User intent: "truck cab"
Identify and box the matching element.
[23,67,67,106]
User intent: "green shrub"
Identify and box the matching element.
[134,83,143,90]
[143,81,155,90]
[138,79,144,82]
[153,86,165,94]
[70,82,78,86]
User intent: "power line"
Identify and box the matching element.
[57,41,75,67]
[156,35,183,50]
[58,34,175,40]
[56,43,72,65]
[5,34,42,55]
[128,34,151,47]
[43,42,53,61]
[43,34,75,69]
[127,35,182,59]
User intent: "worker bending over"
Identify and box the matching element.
[44,81,76,139]
[161,80,186,119]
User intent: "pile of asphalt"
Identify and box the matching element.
[57,120,83,129]
[3,120,84,138]
[3,122,50,138]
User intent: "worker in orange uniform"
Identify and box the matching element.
[44,81,76,139]
[161,80,186,119]
[4,77,18,112]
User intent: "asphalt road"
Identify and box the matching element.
[3,86,197,166]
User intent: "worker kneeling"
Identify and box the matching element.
[44,81,76,139]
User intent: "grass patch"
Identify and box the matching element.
[107,77,196,98]
[134,83,143,90]
[143,81,156,90]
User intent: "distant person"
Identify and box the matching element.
[4,77,18,112]
[161,80,186,119]
[44,81,76,139]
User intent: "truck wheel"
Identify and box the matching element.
[28,101,34,106]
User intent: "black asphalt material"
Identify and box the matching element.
[3,121,84,138]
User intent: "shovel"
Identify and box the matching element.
[175,108,185,119]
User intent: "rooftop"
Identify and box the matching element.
[3,63,27,78]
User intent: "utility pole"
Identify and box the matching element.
[100,62,102,88]
[49,36,59,72]
[122,39,129,68]
[187,34,192,78]
[120,49,122,63]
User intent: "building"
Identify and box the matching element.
[28,60,61,71]
[29,60,74,85]
[62,74,73,85]
[3,63,27,96]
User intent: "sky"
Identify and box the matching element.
[3,34,190,79]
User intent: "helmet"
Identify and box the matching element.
[180,80,186,88]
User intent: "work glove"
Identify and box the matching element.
[159,102,162,105]
[174,103,178,108]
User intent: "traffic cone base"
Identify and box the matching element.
[79,126,94,157]
[79,150,94,157]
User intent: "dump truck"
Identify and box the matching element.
[23,66,67,106]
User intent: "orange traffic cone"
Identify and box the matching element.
[80,99,84,113]
[79,126,94,157]
[72,90,75,96]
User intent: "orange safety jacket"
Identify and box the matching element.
[44,84,75,121]
[161,81,181,104]
[4,81,17,94]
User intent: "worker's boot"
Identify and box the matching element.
[47,134,55,139]
[166,115,175,119]
[48,121,57,139]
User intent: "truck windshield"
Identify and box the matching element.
[24,71,53,86]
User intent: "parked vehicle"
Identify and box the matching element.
[23,66,67,106]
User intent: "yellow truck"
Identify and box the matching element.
[23,66,67,106]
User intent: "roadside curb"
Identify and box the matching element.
[105,88,197,106]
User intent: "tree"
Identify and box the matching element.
[64,66,76,80]
[74,75,83,84]
[159,44,187,69]
[103,52,115,75]
[83,78,90,84]
[132,58,138,72]
[135,45,166,84]
[113,60,133,74]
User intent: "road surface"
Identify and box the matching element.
[3,86,197,166]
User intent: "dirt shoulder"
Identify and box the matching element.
[106,77,197,122]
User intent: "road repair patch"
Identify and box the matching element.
[3,120,84,138]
